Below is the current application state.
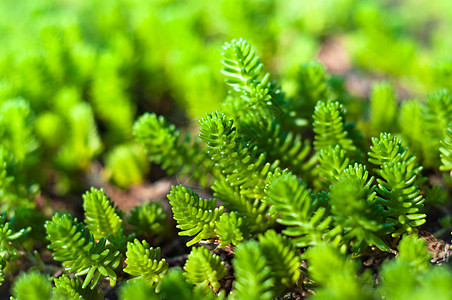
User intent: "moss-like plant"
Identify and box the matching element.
[53,274,100,300]
[183,247,227,292]
[231,239,273,300]
[167,185,224,247]
[214,212,250,248]
[11,271,52,300]
[45,213,123,289]
[82,187,123,240]
[123,239,168,289]
[2,31,452,299]
[368,133,426,236]
[440,123,452,172]
[128,202,170,237]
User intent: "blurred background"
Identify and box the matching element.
[1,0,451,197]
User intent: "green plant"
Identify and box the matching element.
[440,123,452,172]
[45,213,123,289]
[231,239,273,299]
[133,113,213,186]
[369,82,398,135]
[377,235,452,300]
[199,112,276,232]
[119,278,157,300]
[11,271,52,300]
[329,168,392,253]
[0,214,30,260]
[156,268,212,300]
[123,238,168,290]
[127,202,170,237]
[304,242,373,299]
[214,212,250,248]
[104,143,149,188]
[264,171,336,248]
[167,185,224,247]
[313,100,356,153]
[83,187,123,240]
[2,14,452,298]
[183,247,227,292]
[53,274,100,300]
[368,133,426,236]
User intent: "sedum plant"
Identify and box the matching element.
[45,213,123,289]
[127,202,170,237]
[123,239,168,289]
[11,271,52,300]
[53,274,101,300]
[82,187,123,240]
[130,37,452,299]
[440,123,452,173]
[183,246,227,292]
[167,185,224,247]
[2,33,452,300]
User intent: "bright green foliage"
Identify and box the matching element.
[0,214,30,260]
[292,62,333,121]
[90,51,135,143]
[53,274,100,300]
[167,185,224,246]
[330,167,392,252]
[0,148,38,214]
[396,235,430,271]
[105,228,132,255]
[423,90,452,144]
[183,247,227,292]
[434,60,452,91]
[83,188,123,240]
[440,123,452,172]
[221,38,271,105]
[398,100,425,161]
[123,239,168,289]
[199,112,269,188]
[2,11,452,298]
[128,202,169,236]
[317,145,350,184]
[56,103,102,172]
[11,271,52,300]
[424,185,450,206]
[304,243,373,300]
[133,113,211,185]
[348,2,416,78]
[119,278,158,300]
[264,172,335,248]
[66,237,122,289]
[199,111,275,232]
[421,89,452,166]
[219,39,304,170]
[257,230,301,294]
[0,99,38,165]
[368,133,410,166]
[0,261,4,286]
[313,100,356,153]
[104,143,149,188]
[235,119,315,182]
[214,212,250,248]
[45,213,122,289]
[157,268,209,300]
[45,214,93,267]
[368,133,426,236]
[35,112,65,151]
[369,82,398,135]
[231,239,274,300]
[11,206,46,246]
[377,235,452,300]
